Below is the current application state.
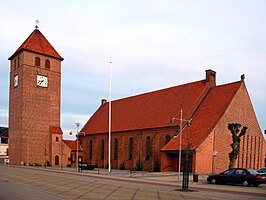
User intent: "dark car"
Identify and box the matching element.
[207,168,266,187]
[257,167,266,175]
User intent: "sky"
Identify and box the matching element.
[0,0,266,140]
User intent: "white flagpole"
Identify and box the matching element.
[108,61,112,172]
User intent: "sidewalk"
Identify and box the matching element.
[20,166,266,195]
[1,165,265,200]
[38,166,208,184]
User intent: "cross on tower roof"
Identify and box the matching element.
[35,19,39,29]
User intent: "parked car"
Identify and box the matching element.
[257,167,266,175]
[207,168,266,187]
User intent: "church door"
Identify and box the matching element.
[55,155,59,165]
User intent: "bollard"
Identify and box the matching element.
[193,174,198,182]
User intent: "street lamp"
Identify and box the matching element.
[70,122,80,172]
[171,109,192,183]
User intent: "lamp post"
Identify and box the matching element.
[171,109,192,183]
[70,122,80,172]
[75,122,80,172]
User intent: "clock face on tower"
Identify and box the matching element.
[36,75,48,87]
[14,75,18,87]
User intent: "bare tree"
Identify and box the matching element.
[228,123,247,169]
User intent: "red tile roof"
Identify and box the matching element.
[81,80,211,134]
[9,29,63,60]
[63,140,82,151]
[50,126,63,134]
[161,81,242,151]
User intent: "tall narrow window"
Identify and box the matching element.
[45,59,50,69]
[101,139,105,160]
[35,57,40,66]
[55,155,59,165]
[18,57,20,67]
[89,140,92,159]
[114,138,119,160]
[165,134,171,144]
[14,59,17,69]
[129,137,133,160]
[146,136,151,160]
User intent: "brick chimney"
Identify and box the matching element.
[101,99,107,106]
[205,69,216,86]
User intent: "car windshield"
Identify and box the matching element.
[247,169,258,175]
[222,169,235,175]
[257,168,266,173]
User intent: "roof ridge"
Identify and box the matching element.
[187,84,213,119]
[160,80,243,152]
[111,79,206,104]
[81,79,208,134]
[193,81,243,150]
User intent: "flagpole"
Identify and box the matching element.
[178,109,182,182]
[108,61,112,172]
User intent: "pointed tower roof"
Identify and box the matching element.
[9,28,64,60]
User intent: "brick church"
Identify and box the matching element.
[79,70,265,174]
[8,27,82,167]
[8,27,265,173]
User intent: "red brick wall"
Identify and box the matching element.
[204,82,265,173]
[194,131,214,173]
[9,50,62,165]
[51,133,72,167]
[81,127,178,171]
[9,53,23,164]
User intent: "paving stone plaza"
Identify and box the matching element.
[0,166,265,200]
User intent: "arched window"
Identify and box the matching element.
[45,59,50,69]
[55,155,59,165]
[89,140,92,159]
[165,134,171,144]
[129,137,133,160]
[146,136,151,160]
[35,57,40,66]
[101,139,105,160]
[114,138,119,160]
[18,57,20,67]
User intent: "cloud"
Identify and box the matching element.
[0,0,265,134]
[0,109,8,127]
[61,112,91,139]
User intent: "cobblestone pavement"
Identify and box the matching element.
[0,166,265,200]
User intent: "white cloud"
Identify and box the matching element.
[1,0,266,132]
[0,109,8,127]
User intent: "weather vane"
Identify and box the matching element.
[35,19,39,29]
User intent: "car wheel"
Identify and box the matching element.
[211,179,216,184]
[242,180,249,187]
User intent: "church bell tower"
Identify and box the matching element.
[8,25,64,165]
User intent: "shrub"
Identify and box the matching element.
[136,161,142,171]
[44,161,51,167]
[119,163,126,170]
